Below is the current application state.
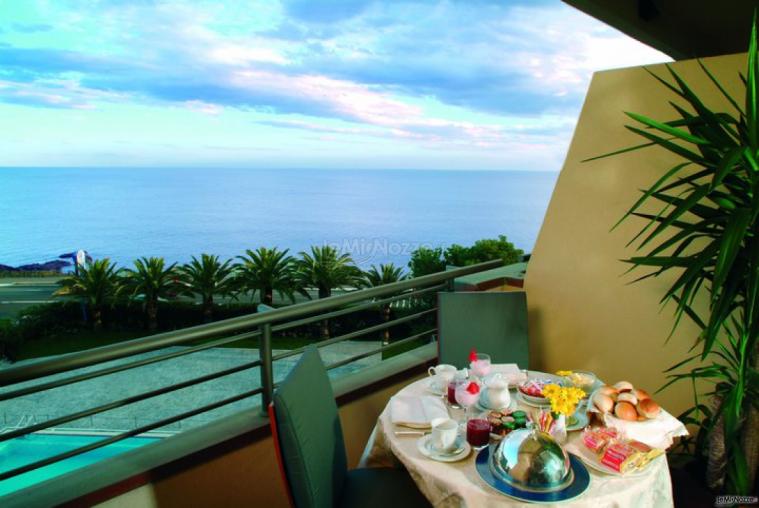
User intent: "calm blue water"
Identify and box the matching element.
[0,434,160,496]
[0,168,557,268]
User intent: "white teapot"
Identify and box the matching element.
[484,374,511,409]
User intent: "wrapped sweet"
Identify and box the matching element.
[600,441,642,473]
[581,427,619,454]
[627,439,664,467]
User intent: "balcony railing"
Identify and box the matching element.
[0,259,502,487]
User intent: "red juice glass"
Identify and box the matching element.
[466,418,490,448]
[447,382,457,405]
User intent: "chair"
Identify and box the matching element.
[437,290,529,368]
[269,346,430,508]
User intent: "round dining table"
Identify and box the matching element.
[362,375,675,508]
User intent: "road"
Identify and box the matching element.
[0,280,61,318]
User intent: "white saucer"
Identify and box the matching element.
[476,393,518,412]
[426,380,446,396]
[417,435,471,462]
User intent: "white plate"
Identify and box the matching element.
[516,391,551,408]
[568,442,658,477]
[516,373,563,404]
[519,391,549,405]
[417,435,471,462]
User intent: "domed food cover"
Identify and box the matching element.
[489,429,574,493]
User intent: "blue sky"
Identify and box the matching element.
[0,0,669,170]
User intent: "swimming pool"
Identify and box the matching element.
[0,433,161,497]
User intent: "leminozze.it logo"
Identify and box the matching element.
[715,495,758,507]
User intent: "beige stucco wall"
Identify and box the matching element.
[525,52,746,416]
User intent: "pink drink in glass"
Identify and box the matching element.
[470,353,491,378]
[466,418,491,447]
[455,382,480,408]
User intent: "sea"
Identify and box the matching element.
[0,167,558,270]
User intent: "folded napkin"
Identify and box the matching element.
[602,409,689,449]
[488,363,527,385]
[390,395,449,429]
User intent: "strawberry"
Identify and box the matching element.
[466,382,480,395]
[468,348,477,363]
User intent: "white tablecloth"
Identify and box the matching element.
[362,376,675,508]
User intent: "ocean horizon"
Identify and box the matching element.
[0,167,558,269]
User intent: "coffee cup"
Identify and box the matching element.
[429,417,458,453]
[428,364,456,392]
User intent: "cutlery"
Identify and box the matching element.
[394,430,429,436]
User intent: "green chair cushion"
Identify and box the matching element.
[273,346,347,508]
[339,468,431,508]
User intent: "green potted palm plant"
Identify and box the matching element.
[590,21,759,495]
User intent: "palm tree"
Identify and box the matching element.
[179,254,236,322]
[55,258,121,330]
[123,257,180,332]
[236,247,297,306]
[363,264,407,345]
[295,245,361,337]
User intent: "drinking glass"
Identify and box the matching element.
[447,379,465,408]
[470,353,491,379]
[466,415,491,450]
[454,381,481,428]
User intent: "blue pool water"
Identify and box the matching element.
[0,433,160,497]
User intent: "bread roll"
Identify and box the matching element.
[618,392,638,405]
[634,388,651,401]
[614,401,638,421]
[593,393,614,413]
[613,381,634,393]
[637,398,661,419]
[598,385,618,397]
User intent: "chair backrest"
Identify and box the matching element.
[437,291,529,368]
[270,346,348,508]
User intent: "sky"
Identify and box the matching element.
[0,0,670,171]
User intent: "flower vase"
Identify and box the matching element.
[550,413,568,444]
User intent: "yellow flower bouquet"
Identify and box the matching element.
[542,384,585,424]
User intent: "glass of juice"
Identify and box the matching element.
[466,417,491,449]
[447,379,464,407]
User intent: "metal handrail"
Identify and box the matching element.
[0,260,500,386]
[0,386,264,483]
[269,283,445,332]
[0,260,503,485]
[0,330,262,402]
[271,307,437,362]
[0,358,262,442]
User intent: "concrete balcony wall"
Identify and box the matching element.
[525,52,746,416]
